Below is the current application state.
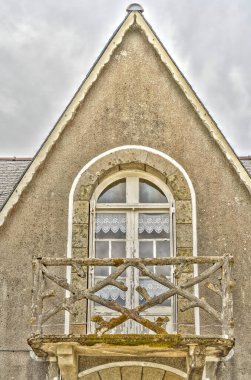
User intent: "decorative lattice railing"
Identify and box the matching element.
[31,255,234,338]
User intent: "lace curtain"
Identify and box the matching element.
[96,214,126,233]
[96,280,168,301]
[138,214,169,234]
[96,285,126,301]
[96,213,169,234]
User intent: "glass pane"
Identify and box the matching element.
[138,213,170,239]
[139,179,168,203]
[155,241,171,276]
[139,241,153,258]
[111,241,126,258]
[156,241,170,257]
[96,213,126,239]
[94,268,109,276]
[95,241,109,276]
[98,179,126,203]
[139,241,153,272]
[96,241,109,258]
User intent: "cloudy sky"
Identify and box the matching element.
[0,0,250,157]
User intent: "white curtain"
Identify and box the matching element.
[96,213,169,234]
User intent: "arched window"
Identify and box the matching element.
[88,171,175,334]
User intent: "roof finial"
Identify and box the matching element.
[126,3,144,13]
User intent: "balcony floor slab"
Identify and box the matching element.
[28,334,234,359]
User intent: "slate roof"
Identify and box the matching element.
[0,158,31,209]
[240,157,251,177]
[0,156,250,211]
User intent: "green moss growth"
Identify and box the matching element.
[112,258,125,266]
[82,334,182,347]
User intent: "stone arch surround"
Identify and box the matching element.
[72,147,193,203]
[68,146,196,335]
[78,361,187,380]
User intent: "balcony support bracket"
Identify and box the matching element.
[56,344,78,380]
[187,344,206,380]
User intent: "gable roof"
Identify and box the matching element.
[0,9,250,226]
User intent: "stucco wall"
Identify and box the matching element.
[0,25,250,379]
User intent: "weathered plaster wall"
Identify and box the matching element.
[0,25,250,379]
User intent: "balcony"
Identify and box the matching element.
[28,255,234,380]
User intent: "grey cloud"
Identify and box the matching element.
[150,0,251,154]
[0,0,250,156]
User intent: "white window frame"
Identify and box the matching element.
[88,170,176,334]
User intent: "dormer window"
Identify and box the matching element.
[88,171,175,334]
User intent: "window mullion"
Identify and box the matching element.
[126,211,132,332]
[132,210,139,331]
[126,176,139,203]
[109,240,111,275]
[153,240,156,275]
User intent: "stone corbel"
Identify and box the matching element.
[57,344,78,380]
[187,344,206,380]
[48,357,59,380]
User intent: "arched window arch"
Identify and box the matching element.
[88,171,176,334]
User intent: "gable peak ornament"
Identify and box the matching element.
[126,3,144,13]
